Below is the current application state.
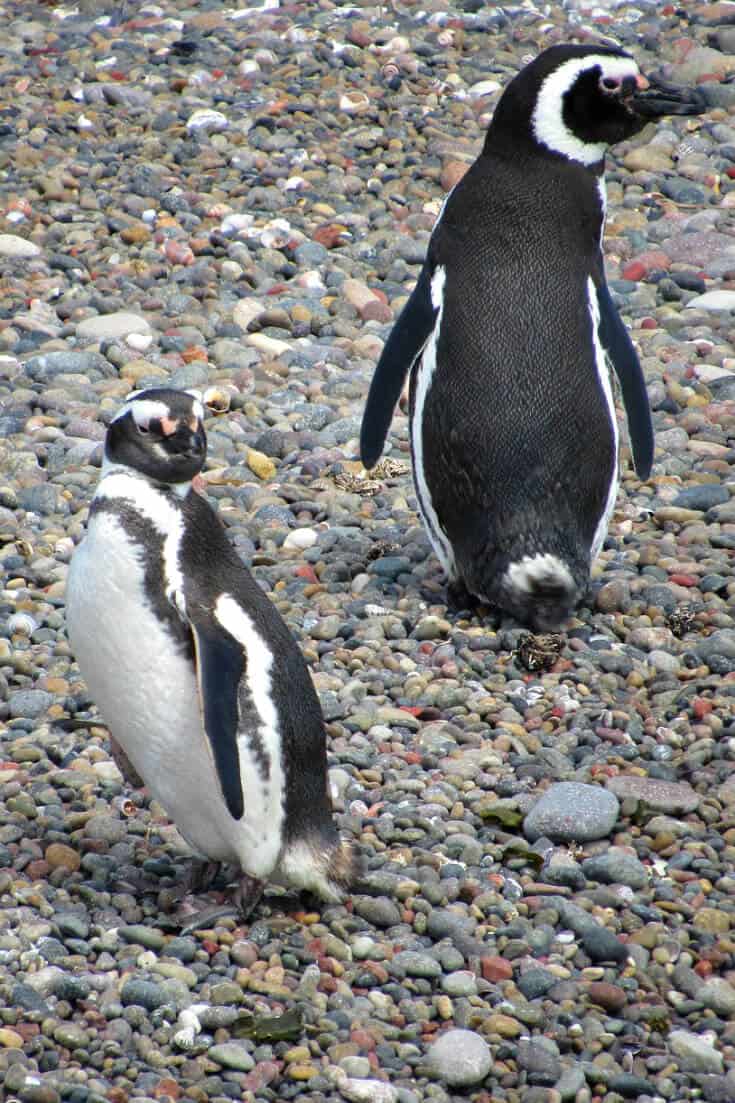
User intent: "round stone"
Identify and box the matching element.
[208,1042,255,1071]
[426,1029,492,1087]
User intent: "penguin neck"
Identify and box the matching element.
[99,456,193,500]
[483,119,607,172]
[480,126,607,248]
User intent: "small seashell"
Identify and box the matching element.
[393,52,419,76]
[339,90,370,115]
[238,59,260,75]
[260,218,293,249]
[8,613,37,636]
[381,62,400,82]
[202,386,231,415]
[437,29,454,46]
[377,35,410,53]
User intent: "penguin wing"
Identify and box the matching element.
[360,263,438,469]
[190,616,245,821]
[595,280,654,480]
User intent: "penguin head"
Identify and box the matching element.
[105,387,207,486]
[490,44,704,167]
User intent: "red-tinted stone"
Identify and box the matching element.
[360,300,393,324]
[481,955,513,983]
[622,260,647,281]
[164,240,195,266]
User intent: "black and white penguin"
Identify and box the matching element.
[66,387,355,915]
[360,44,704,630]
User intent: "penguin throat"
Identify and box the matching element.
[100,457,192,498]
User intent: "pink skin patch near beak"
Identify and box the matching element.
[159,415,179,436]
[636,74,650,91]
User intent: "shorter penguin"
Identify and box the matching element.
[66,387,356,915]
[360,45,705,630]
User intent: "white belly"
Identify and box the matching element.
[66,512,280,876]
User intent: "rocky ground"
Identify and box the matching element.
[1,0,735,1101]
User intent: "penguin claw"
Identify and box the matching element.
[232,874,265,920]
[177,904,241,936]
[187,858,222,895]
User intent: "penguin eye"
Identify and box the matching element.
[600,76,620,92]
[137,421,151,435]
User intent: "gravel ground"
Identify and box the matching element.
[1,1,735,1101]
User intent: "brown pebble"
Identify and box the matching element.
[587,981,627,1012]
[45,842,81,873]
[440,160,470,191]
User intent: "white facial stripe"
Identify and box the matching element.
[113,396,204,428]
[213,594,285,869]
[411,265,456,576]
[94,470,186,600]
[532,54,640,166]
[587,276,619,562]
[112,399,170,428]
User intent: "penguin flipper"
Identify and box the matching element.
[190,618,245,821]
[595,280,654,480]
[360,264,437,469]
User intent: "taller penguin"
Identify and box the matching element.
[360,45,704,630]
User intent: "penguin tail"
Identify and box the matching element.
[499,552,581,631]
[277,835,360,903]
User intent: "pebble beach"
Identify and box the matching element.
[1,0,735,1101]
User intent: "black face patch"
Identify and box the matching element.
[562,68,646,148]
[105,410,206,486]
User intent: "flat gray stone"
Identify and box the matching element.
[686,290,735,312]
[76,311,152,339]
[523,782,620,842]
[606,775,699,814]
[669,1029,724,1074]
[208,1042,255,1071]
[0,233,41,258]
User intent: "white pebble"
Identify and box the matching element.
[125,332,152,352]
[468,79,501,98]
[283,528,317,551]
[0,234,41,258]
[186,109,229,135]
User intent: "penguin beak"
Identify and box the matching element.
[630,74,706,118]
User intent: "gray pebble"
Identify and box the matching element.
[524,782,620,842]
[426,1029,491,1087]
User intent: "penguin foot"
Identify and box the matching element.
[233,873,265,919]
[187,858,222,895]
[446,579,480,615]
[177,904,241,936]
